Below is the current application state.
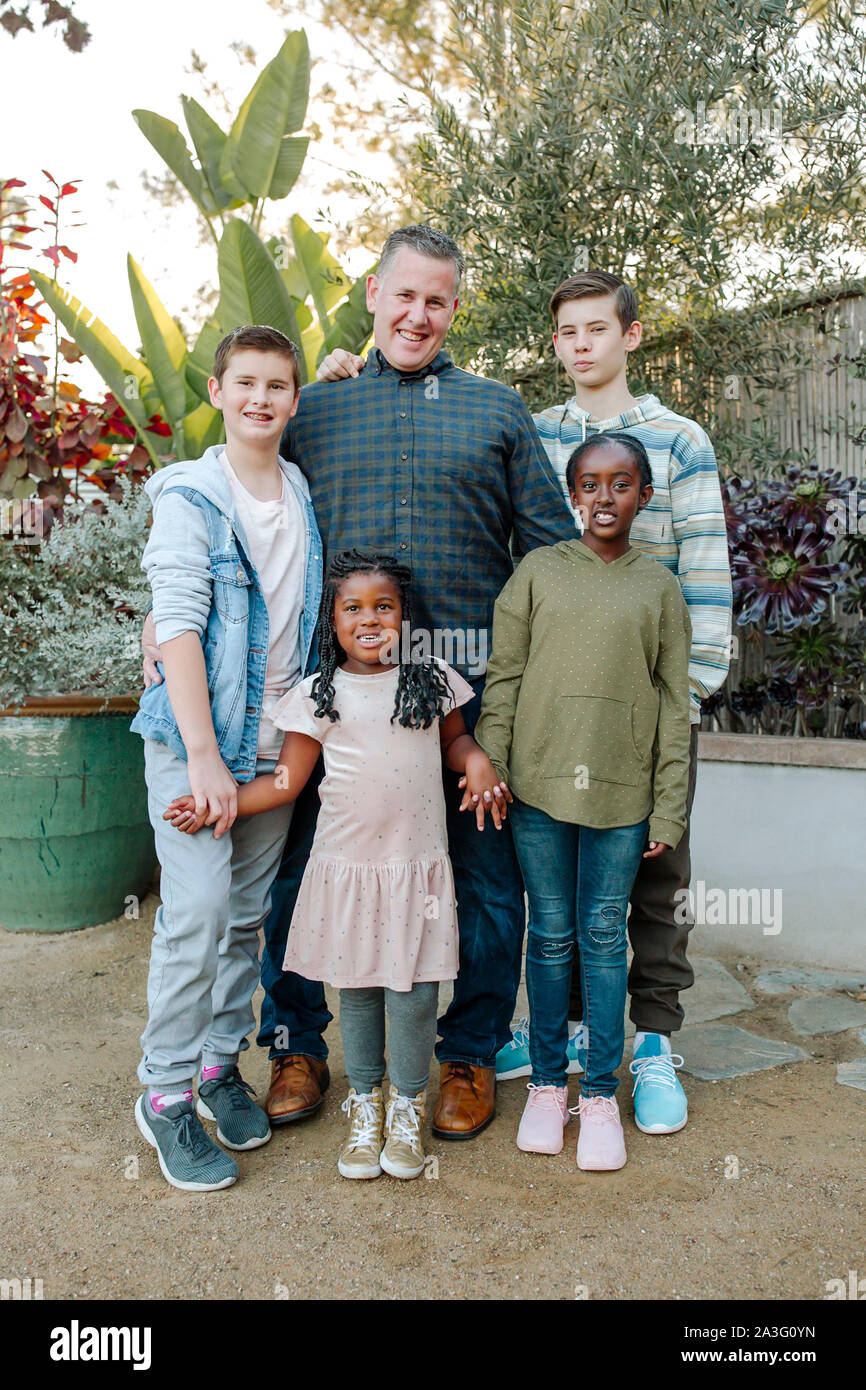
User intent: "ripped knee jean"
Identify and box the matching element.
[510,800,649,1094]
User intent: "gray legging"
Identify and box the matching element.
[339,982,439,1097]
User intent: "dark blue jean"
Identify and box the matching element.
[509,799,649,1096]
[257,678,527,1069]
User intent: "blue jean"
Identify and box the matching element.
[257,677,527,1069]
[509,799,649,1096]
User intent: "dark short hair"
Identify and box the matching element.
[565,432,653,494]
[377,224,465,293]
[213,324,301,387]
[550,271,639,332]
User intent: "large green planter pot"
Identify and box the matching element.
[0,697,157,932]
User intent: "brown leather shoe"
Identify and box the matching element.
[266,1055,330,1125]
[432,1062,495,1140]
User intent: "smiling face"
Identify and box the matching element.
[553,293,642,391]
[208,348,300,448]
[366,246,459,372]
[568,441,653,551]
[333,571,404,674]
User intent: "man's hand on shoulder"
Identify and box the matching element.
[316,348,365,382]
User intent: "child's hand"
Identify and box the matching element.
[163,795,207,834]
[458,753,513,831]
[643,841,671,859]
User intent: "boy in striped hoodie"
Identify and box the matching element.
[314,269,733,1136]
[529,271,732,1134]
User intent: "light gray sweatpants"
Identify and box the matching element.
[138,738,293,1090]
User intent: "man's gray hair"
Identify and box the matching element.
[377,224,465,292]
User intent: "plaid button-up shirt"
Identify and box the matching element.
[280,348,575,674]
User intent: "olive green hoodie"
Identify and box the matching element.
[474,539,692,847]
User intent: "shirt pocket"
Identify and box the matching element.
[540,695,644,788]
[210,554,252,625]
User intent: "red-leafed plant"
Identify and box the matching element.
[0,174,162,524]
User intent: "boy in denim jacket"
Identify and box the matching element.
[131,325,322,1191]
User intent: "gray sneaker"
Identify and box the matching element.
[134,1093,238,1192]
[197,1066,272,1151]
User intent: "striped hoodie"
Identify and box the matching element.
[533,394,733,722]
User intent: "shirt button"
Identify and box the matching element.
[400,411,407,419]
[400,542,408,550]
[400,496,407,505]
[400,451,408,460]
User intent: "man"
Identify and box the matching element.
[145,224,576,1140]
[318,268,733,1136]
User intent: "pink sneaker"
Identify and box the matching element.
[516,1084,570,1154]
[574,1094,627,1171]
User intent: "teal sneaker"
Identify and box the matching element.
[495,1017,531,1080]
[197,1065,271,1151]
[629,1033,687,1134]
[567,1023,588,1075]
[135,1093,238,1192]
[495,1019,586,1080]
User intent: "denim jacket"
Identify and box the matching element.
[131,446,323,781]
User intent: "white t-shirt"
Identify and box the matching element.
[219,450,306,758]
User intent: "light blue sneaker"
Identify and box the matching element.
[495,1018,586,1080]
[629,1032,687,1134]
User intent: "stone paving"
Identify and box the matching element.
[511,953,866,1086]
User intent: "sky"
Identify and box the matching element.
[3,0,403,393]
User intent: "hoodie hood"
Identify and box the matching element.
[144,445,232,514]
[559,393,670,443]
[561,537,643,568]
[144,445,311,517]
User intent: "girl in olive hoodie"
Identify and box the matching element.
[474,433,691,1172]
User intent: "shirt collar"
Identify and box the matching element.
[368,346,453,378]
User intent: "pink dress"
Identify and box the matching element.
[270,659,475,991]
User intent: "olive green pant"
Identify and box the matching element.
[567,727,700,1034]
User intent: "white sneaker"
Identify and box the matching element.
[338,1088,384,1179]
[380,1084,426,1180]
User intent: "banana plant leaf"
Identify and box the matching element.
[217,220,307,380]
[180,96,248,211]
[291,214,351,333]
[186,317,223,404]
[132,110,219,218]
[223,31,310,201]
[179,399,224,459]
[317,265,376,366]
[127,255,193,439]
[30,271,165,466]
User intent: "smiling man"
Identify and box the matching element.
[253,225,577,1140]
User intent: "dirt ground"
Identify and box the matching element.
[1,894,864,1302]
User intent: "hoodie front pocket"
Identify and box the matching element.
[540,695,644,788]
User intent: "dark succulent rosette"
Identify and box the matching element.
[731,524,849,633]
[728,677,768,718]
[776,462,858,534]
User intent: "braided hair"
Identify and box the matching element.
[310,548,454,730]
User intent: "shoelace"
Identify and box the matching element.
[509,1017,530,1050]
[525,1083,565,1111]
[341,1092,381,1150]
[447,1062,481,1095]
[569,1095,619,1121]
[171,1109,214,1160]
[385,1095,423,1155]
[207,1067,257,1110]
[628,1053,684,1096]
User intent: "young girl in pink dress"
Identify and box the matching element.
[165,549,510,1181]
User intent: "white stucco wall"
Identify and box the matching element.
[689,759,866,970]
